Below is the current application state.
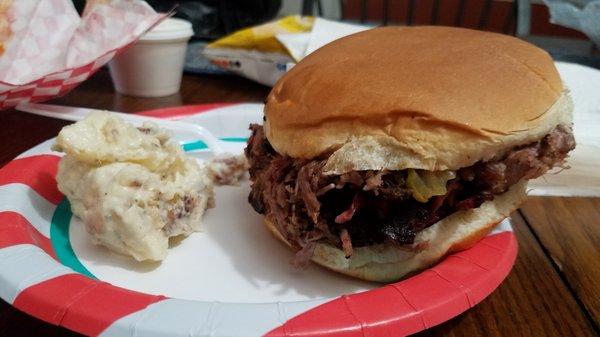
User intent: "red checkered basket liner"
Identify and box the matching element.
[0,0,167,110]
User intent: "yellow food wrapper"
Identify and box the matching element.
[203,15,314,86]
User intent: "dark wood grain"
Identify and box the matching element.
[0,69,597,337]
[520,197,600,329]
[0,301,84,337]
[413,212,597,337]
[0,110,69,166]
[50,68,270,112]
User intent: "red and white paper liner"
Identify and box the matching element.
[0,104,518,337]
[0,0,167,110]
[0,50,119,110]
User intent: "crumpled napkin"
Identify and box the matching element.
[529,62,600,197]
[544,0,600,48]
[276,17,368,63]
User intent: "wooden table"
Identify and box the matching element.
[0,69,598,337]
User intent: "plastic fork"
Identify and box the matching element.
[16,103,224,154]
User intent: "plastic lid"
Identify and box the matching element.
[141,18,194,41]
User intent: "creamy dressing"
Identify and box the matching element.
[206,154,248,186]
[54,112,214,261]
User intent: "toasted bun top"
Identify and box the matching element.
[264,26,571,172]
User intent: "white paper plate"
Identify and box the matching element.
[0,103,518,337]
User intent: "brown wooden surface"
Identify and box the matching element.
[414,212,597,337]
[0,69,598,337]
[520,197,600,328]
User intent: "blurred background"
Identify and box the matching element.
[70,0,597,59]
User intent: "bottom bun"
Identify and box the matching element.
[265,180,527,283]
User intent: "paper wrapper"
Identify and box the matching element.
[202,17,369,86]
[0,0,166,110]
[202,15,314,86]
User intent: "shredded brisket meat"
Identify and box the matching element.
[245,124,575,265]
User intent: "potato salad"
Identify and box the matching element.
[53,112,214,261]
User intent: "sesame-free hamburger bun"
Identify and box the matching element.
[249,26,573,282]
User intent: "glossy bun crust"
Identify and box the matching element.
[264,26,572,174]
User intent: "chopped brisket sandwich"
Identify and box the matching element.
[245,26,575,282]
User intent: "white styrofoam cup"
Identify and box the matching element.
[109,18,194,97]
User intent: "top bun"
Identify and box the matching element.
[264,26,572,174]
